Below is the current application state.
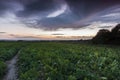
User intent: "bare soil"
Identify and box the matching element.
[3,53,19,80]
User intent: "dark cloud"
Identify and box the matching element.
[0,1,8,15]
[36,14,80,30]
[55,35,92,40]
[0,0,22,16]
[0,0,120,30]
[18,0,120,30]
[17,0,57,17]
[0,32,6,34]
[9,34,40,39]
[98,26,112,28]
[52,33,64,35]
[65,0,120,16]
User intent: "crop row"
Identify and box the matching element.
[17,42,120,80]
[0,42,24,79]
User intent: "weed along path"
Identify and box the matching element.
[3,50,21,80]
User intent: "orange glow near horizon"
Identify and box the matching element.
[0,19,116,40]
[0,24,95,40]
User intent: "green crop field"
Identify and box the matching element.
[0,42,120,80]
[0,42,24,79]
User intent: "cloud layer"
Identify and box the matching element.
[0,0,120,31]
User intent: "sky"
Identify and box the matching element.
[0,0,120,40]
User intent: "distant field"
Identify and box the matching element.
[0,42,120,80]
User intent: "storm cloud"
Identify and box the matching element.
[0,0,120,30]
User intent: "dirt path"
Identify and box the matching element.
[3,50,20,80]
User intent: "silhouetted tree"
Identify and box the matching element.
[92,24,120,45]
[92,29,110,44]
[111,24,120,33]
[110,24,120,44]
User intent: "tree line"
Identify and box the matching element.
[92,24,120,45]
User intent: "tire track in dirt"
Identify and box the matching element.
[3,49,21,80]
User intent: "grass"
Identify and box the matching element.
[0,41,120,80]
